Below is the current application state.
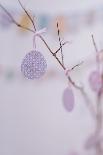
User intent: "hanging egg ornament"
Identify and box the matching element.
[88,70,102,92]
[62,87,75,112]
[21,50,47,79]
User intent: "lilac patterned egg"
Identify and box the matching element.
[62,87,75,112]
[21,50,47,79]
[88,70,102,92]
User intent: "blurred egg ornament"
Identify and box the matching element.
[53,15,67,35]
[19,13,32,33]
[62,87,74,112]
[88,70,102,92]
[21,50,47,79]
[38,14,50,29]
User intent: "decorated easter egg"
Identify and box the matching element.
[62,87,74,112]
[21,50,47,79]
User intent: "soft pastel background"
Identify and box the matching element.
[0,0,103,155]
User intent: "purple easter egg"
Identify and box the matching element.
[62,87,74,112]
[88,70,102,92]
[21,50,47,79]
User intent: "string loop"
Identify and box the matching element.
[33,28,47,50]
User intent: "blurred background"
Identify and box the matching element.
[0,0,103,155]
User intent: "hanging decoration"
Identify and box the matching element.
[21,50,47,79]
[62,87,75,112]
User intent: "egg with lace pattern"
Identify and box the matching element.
[21,50,47,79]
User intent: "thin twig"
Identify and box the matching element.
[70,61,84,71]
[92,35,98,53]
[92,35,100,71]
[57,22,64,65]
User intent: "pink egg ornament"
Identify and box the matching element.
[62,87,75,112]
[88,70,102,92]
